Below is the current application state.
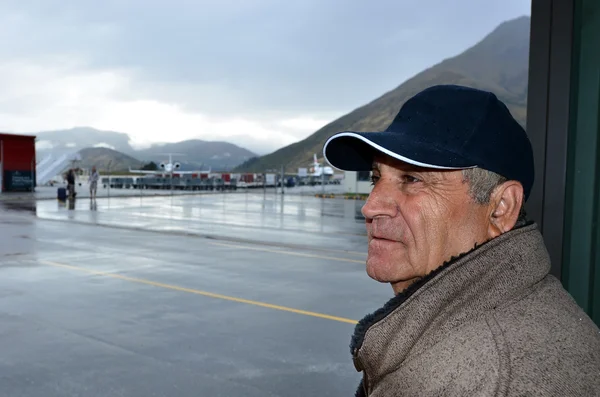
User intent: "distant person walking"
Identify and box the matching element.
[66,169,76,199]
[89,166,99,199]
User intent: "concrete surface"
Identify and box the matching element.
[28,192,368,252]
[0,193,390,397]
[0,183,347,201]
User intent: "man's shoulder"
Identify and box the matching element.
[494,274,600,341]
[411,275,600,395]
[491,275,600,395]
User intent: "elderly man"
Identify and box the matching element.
[323,85,600,396]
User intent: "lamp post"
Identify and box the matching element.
[107,160,112,198]
[281,165,285,195]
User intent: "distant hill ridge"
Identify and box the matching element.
[78,147,142,171]
[135,139,256,171]
[233,15,531,173]
[31,127,257,171]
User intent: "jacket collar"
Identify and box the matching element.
[350,222,550,388]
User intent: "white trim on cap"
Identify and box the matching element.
[322,132,476,171]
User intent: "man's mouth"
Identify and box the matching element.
[370,235,396,242]
[371,230,393,241]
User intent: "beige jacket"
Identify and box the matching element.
[351,224,600,396]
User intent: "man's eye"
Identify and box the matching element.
[370,175,380,185]
[402,175,421,183]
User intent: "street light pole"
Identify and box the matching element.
[281,165,285,195]
[107,160,112,198]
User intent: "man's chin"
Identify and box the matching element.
[366,260,416,292]
[366,261,398,283]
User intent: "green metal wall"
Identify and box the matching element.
[562,0,600,324]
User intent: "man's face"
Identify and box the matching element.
[361,154,492,293]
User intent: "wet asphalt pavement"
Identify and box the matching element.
[0,193,390,397]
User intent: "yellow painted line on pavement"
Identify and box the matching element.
[206,241,366,264]
[40,260,358,325]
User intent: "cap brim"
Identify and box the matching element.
[323,131,477,171]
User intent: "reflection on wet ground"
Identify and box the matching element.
[21,193,369,252]
[0,199,37,215]
[0,193,386,397]
[1,182,347,200]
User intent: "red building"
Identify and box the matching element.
[0,133,36,192]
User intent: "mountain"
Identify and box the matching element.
[78,147,143,171]
[135,140,256,171]
[234,16,531,173]
[29,127,257,171]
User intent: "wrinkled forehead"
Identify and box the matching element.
[371,154,469,187]
[371,153,459,174]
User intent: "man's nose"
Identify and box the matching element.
[361,183,397,219]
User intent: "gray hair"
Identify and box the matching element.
[461,168,528,227]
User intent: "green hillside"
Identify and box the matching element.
[235,16,530,173]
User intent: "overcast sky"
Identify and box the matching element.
[0,0,531,154]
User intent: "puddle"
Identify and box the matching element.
[0,201,37,215]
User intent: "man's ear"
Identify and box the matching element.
[488,181,524,239]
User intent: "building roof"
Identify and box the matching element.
[0,133,36,140]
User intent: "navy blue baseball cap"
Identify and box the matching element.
[323,84,534,200]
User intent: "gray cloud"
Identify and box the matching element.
[1,0,530,112]
[0,0,531,152]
